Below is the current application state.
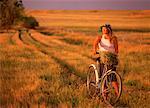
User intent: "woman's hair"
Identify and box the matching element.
[98,23,113,35]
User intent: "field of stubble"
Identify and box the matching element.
[0,10,150,108]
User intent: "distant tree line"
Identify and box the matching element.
[0,0,39,29]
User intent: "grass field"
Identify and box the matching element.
[0,10,150,108]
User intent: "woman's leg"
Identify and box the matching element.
[111,66,119,96]
[112,81,119,96]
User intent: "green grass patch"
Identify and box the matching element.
[39,74,52,81]
[142,42,150,45]
[9,37,16,45]
[0,59,50,72]
[55,33,65,36]
[28,34,48,48]
[71,97,79,107]
[0,59,20,70]
[40,31,54,36]
[114,28,150,33]
[66,26,150,35]
[39,31,65,36]
[65,26,97,35]
[128,51,150,62]
[125,80,150,91]
[51,56,75,73]
[122,51,150,76]
[61,38,83,45]
[51,56,85,80]
[47,96,60,106]
[126,80,138,87]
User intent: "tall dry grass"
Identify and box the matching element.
[0,10,150,107]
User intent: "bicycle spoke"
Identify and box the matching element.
[102,88,111,94]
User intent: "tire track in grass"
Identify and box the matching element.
[1,30,100,107]
[18,30,82,83]
[15,29,41,50]
[27,31,109,107]
[28,36,89,107]
[50,38,93,59]
[18,30,30,45]
[51,55,85,83]
[28,30,50,48]
[12,29,44,50]
[20,30,93,92]
[2,31,67,107]
[31,36,84,82]
[11,31,30,47]
[13,29,92,82]
[30,31,91,78]
[31,30,93,60]
[30,30,94,68]
[23,31,86,84]
[22,30,109,107]
[17,29,49,54]
[19,30,88,107]
[29,30,94,79]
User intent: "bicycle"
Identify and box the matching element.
[86,52,122,105]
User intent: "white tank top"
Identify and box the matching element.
[98,35,115,54]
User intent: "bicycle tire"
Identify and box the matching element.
[100,71,122,105]
[87,66,98,98]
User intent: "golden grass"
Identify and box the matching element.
[0,10,150,107]
[26,10,150,29]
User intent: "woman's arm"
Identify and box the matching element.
[113,36,118,54]
[93,36,101,54]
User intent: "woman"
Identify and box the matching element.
[93,24,119,96]
[93,24,118,55]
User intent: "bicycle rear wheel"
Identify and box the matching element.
[101,71,122,105]
[87,66,97,98]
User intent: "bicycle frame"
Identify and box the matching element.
[89,60,113,87]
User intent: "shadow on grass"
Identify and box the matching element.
[114,28,150,33]
[115,99,130,108]
[67,26,150,34]
[39,31,65,37]
[61,38,84,46]
[51,55,86,81]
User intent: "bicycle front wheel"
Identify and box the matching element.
[101,71,122,105]
[87,66,97,98]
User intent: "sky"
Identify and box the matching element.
[23,0,150,10]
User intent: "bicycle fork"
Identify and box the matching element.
[96,60,101,89]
